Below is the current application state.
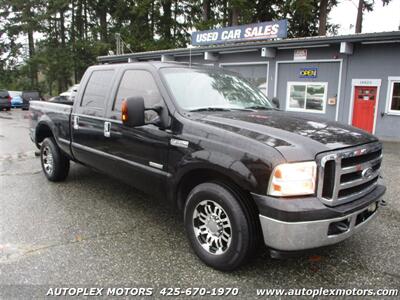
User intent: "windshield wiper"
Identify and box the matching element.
[244,105,273,110]
[189,107,233,112]
[189,107,254,112]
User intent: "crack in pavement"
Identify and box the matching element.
[0,227,139,264]
[0,170,42,177]
[0,151,37,162]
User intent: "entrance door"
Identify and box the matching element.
[352,86,377,133]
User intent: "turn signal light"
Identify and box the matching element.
[121,99,128,122]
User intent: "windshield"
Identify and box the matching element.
[161,67,273,111]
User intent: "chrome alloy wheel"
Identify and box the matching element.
[192,200,232,255]
[42,145,54,175]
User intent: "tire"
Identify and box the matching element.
[40,137,70,181]
[184,182,258,271]
[6,107,11,111]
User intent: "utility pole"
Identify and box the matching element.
[115,33,124,55]
[115,33,133,55]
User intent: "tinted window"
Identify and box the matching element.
[114,70,161,111]
[81,70,115,109]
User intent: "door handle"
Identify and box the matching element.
[73,115,79,130]
[104,121,111,138]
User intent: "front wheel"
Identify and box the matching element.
[184,182,257,271]
[40,137,70,181]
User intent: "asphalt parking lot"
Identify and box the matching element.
[0,109,399,298]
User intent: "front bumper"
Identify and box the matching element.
[253,184,385,251]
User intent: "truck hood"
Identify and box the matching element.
[197,110,377,161]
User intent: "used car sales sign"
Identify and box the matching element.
[191,20,288,46]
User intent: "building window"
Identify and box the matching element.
[387,78,400,114]
[286,82,327,113]
[220,63,268,95]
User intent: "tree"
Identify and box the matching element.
[0,0,342,95]
[318,0,328,35]
[355,0,392,33]
[0,0,46,89]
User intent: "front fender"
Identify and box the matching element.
[173,150,258,190]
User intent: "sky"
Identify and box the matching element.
[8,0,400,55]
[330,0,400,34]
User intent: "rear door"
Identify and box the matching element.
[71,68,117,172]
[103,67,171,196]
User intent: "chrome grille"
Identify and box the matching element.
[317,142,382,206]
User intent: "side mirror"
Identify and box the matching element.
[122,97,145,127]
[272,97,280,109]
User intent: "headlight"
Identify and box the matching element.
[268,161,317,197]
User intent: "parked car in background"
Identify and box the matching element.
[9,91,23,108]
[0,90,12,111]
[60,84,79,102]
[21,91,41,110]
[11,95,23,108]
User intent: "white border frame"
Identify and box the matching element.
[219,61,269,95]
[286,81,328,114]
[385,76,400,116]
[347,78,382,134]
[274,59,343,121]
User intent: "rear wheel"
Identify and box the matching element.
[40,137,70,181]
[184,182,257,271]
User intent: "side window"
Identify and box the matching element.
[114,70,161,112]
[81,70,115,109]
[388,80,400,113]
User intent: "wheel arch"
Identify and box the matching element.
[173,165,258,213]
[35,121,55,147]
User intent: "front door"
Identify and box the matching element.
[104,68,171,197]
[352,86,377,133]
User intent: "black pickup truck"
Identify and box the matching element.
[29,62,385,271]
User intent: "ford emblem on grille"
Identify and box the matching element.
[362,167,374,179]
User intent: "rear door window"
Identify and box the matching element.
[81,70,115,111]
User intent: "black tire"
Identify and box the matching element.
[40,137,70,181]
[6,107,11,111]
[184,182,258,271]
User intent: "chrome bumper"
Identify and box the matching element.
[259,204,378,251]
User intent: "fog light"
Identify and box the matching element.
[367,202,378,213]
